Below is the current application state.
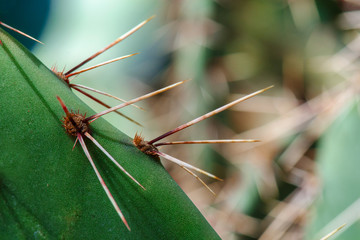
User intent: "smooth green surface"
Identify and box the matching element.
[306,101,360,239]
[0,27,220,239]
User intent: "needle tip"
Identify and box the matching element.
[147,15,156,21]
[121,215,131,231]
[216,177,224,181]
[262,85,274,92]
[182,78,192,84]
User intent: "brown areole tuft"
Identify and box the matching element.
[61,111,89,136]
[133,133,159,157]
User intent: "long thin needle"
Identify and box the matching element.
[56,96,71,117]
[86,80,187,122]
[181,166,216,196]
[84,132,146,190]
[72,87,143,127]
[320,224,346,240]
[66,53,139,78]
[72,137,79,150]
[0,21,44,44]
[156,151,223,181]
[154,139,260,147]
[65,16,155,75]
[70,84,144,111]
[77,133,131,231]
[148,86,273,145]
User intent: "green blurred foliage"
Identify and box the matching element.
[306,101,360,239]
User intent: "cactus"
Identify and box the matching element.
[0,27,220,239]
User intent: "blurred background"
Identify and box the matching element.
[3,0,360,239]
